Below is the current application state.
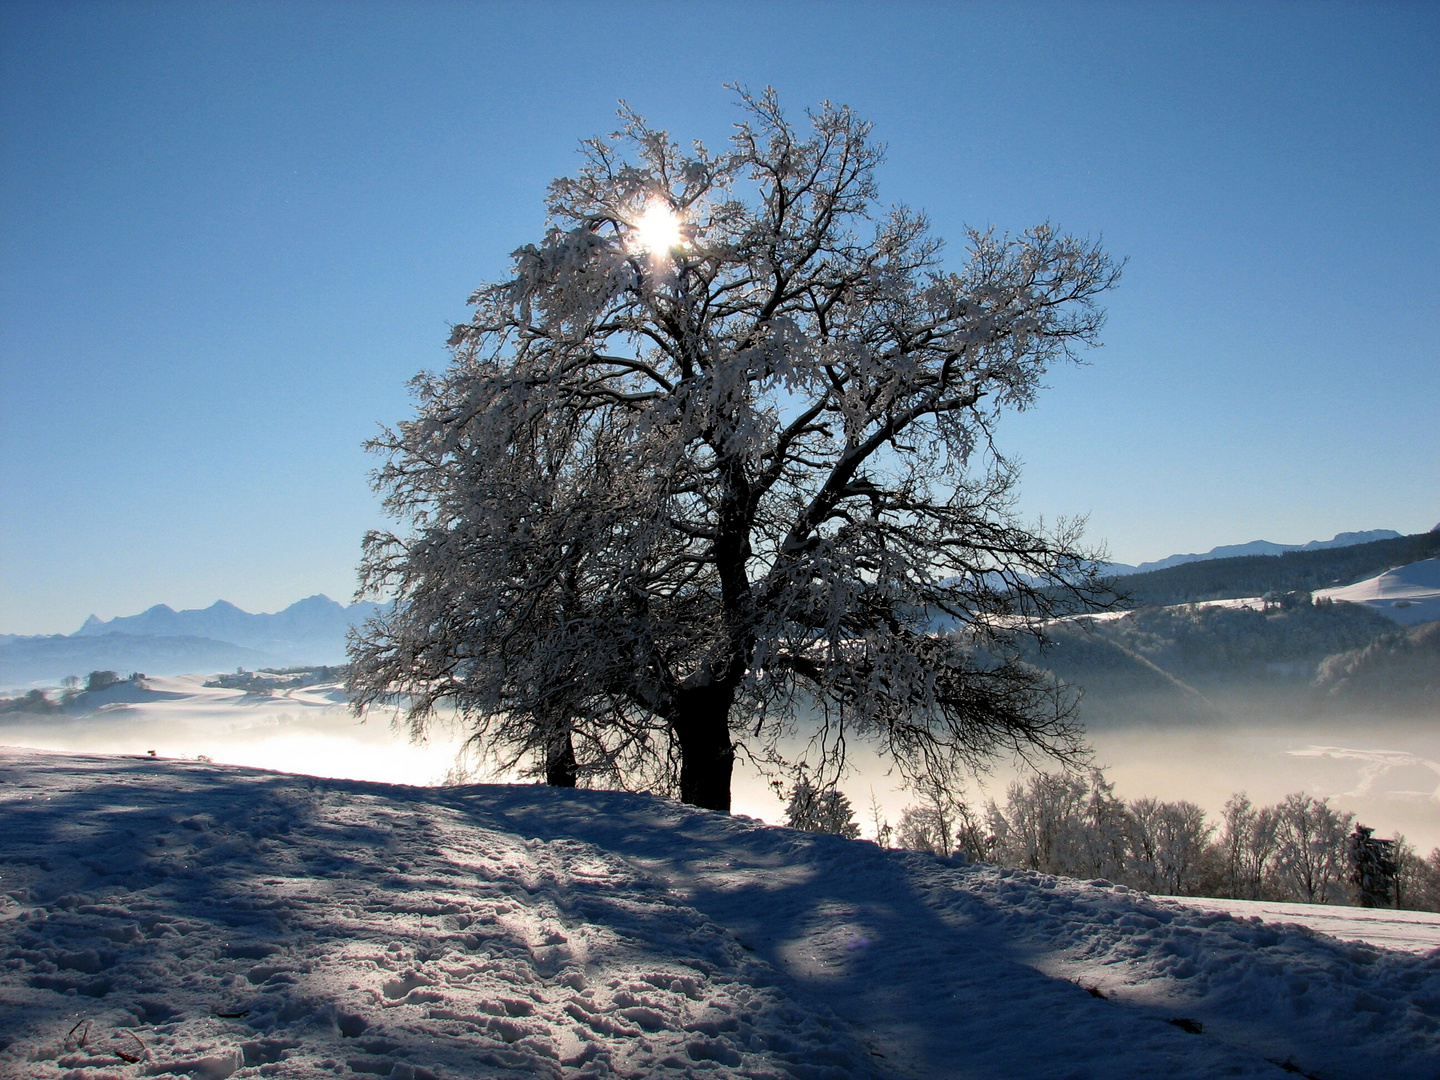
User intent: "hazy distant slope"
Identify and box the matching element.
[0,633,266,687]
[1315,620,1440,711]
[1107,530,1440,608]
[1019,624,1222,726]
[1089,597,1398,676]
[1027,594,1436,725]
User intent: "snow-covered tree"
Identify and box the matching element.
[868,789,894,848]
[896,804,953,857]
[1274,793,1352,904]
[784,773,861,838]
[988,769,1127,879]
[348,89,1120,810]
[1405,846,1440,912]
[895,777,987,859]
[1125,798,1213,895]
[1216,793,1279,900]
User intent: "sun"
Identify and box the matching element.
[630,199,684,256]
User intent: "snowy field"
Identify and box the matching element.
[2,749,1437,1080]
[1315,557,1440,625]
[1161,895,1440,955]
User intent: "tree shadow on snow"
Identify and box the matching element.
[467,783,1367,1080]
[0,753,1408,1080]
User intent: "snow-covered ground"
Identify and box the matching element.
[1315,557,1440,625]
[2,750,1437,1080]
[1163,895,1440,955]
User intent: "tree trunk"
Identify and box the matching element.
[673,686,736,812]
[544,725,578,788]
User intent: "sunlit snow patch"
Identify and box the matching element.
[1315,557,1440,625]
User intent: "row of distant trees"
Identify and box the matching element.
[788,769,1440,911]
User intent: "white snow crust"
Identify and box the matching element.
[2,748,1437,1080]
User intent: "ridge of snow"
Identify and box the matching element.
[1,749,1435,1079]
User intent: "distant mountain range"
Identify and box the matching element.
[1,526,1431,689]
[71,594,384,655]
[1104,530,1404,575]
[0,595,384,688]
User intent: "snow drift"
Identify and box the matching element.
[1,749,1437,1079]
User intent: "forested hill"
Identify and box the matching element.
[1106,529,1440,608]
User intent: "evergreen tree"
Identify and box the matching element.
[1346,823,1399,908]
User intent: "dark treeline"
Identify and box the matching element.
[1043,594,1394,678]
[1103,530,1440,609]
[203,666,348,694]
[1018,594,1437,724]
[1316,620,1440,709]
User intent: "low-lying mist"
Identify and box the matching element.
[724,705,1440,858]
[1085,708,1439,855]
[0,676,474,789]
[2,669,1435,857]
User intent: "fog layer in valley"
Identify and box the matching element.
[5,673,1433,856]
[1087,712,1439,855]
[0,675,473,789]
[725,709,1440,857]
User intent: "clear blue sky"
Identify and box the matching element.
[2,0,1436,635]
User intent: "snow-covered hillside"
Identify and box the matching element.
[2,750,1436,1079]
[1315,557,1440,625]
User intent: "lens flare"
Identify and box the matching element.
[631,200,684,256]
